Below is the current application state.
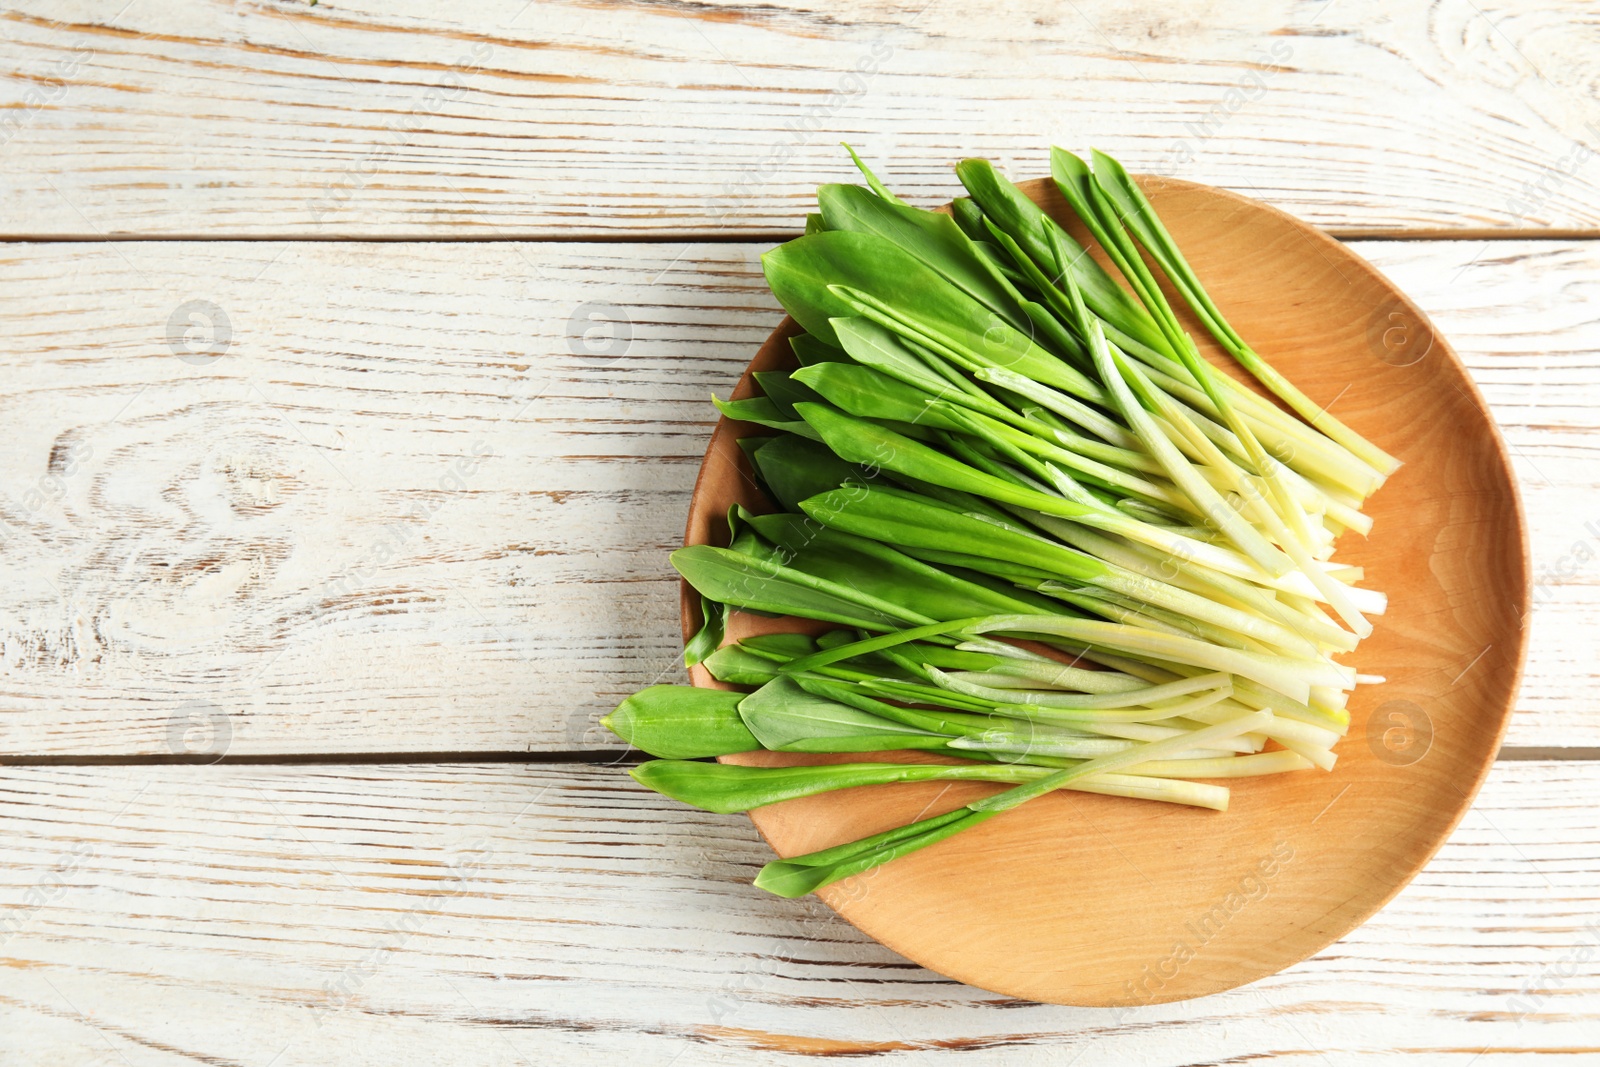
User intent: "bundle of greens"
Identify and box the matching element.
[603,145,1395,898]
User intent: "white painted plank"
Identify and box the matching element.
[0,760,1594,1064]
[0,239,776,756]
[2,0,1599,236]
[0,238,1592,754]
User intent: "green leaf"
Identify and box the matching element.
[829,317,1003,416]
[748,434,867,512]
[703,641,784,686]
[736,676,950,753]
[631,758,1045,814]
[1050,147,1193,366]
[950,196,989,242]
[886,472,1021,526]
[740,632,824,658]
[603,685,759,758]
[712,395,821,441]
[854,675,997,714]
[726,504,782,566]
[792,401,1106,530]
[789,673,995,736]
[671,544,916,631]
[827,281,1098,400]
[841,143,906,204]
[733,436,779,507]
[790,333,850,366]
[753,370,824,420]
[742,510,1058,620]
[1082,148,1400,477]
[753,807,1000,897]
[735,433,775,467]
[682,596,725,668]
[792,360,966,430]
[817,182,1026,327]
[955,156,1163,356]
[877,640,1007,673]
[893,546,1059,587]
[1060,269,1292,577]
[763,231,1091,398]
[800,484,1106,583]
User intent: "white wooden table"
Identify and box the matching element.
[2,2,1597,1062]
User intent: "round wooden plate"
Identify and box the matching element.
[679,175,1529,1006]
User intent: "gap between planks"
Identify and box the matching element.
[0,746,1594,766]
[2,229,1600,245]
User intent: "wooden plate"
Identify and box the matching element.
[679,175,1529,1006]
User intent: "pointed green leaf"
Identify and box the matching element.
[671,544,915,631]
[753,370,824,420]
[817,182,1026,326]
[792,360,966,430]
[711,394,820,440]
[763,231,1088,398]
[748,434,865,512]
[683,596,725,668]
[790,333,851,366]
[753,807,999,897]
[603,685,758,758]
[736,676,949,753]
[800,484,1106,583]
[742,509,1058,620]
[789,674,995,736]
[842,143,906,204]
[954,157,1161,353]
[631,759,1044,814]
[703,641,785,686]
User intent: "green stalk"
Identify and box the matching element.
[966,710,1273,812]
[1062,271,1293,578]
[925,667,1228,710]
[1082,149,1401,478]
[785,614,1348,703]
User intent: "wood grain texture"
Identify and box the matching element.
[0,239,779,757]
[0,2,1591,1055]
[0,761,1595,1064]
[2,0,1600,237]
[0,237,1592,755]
